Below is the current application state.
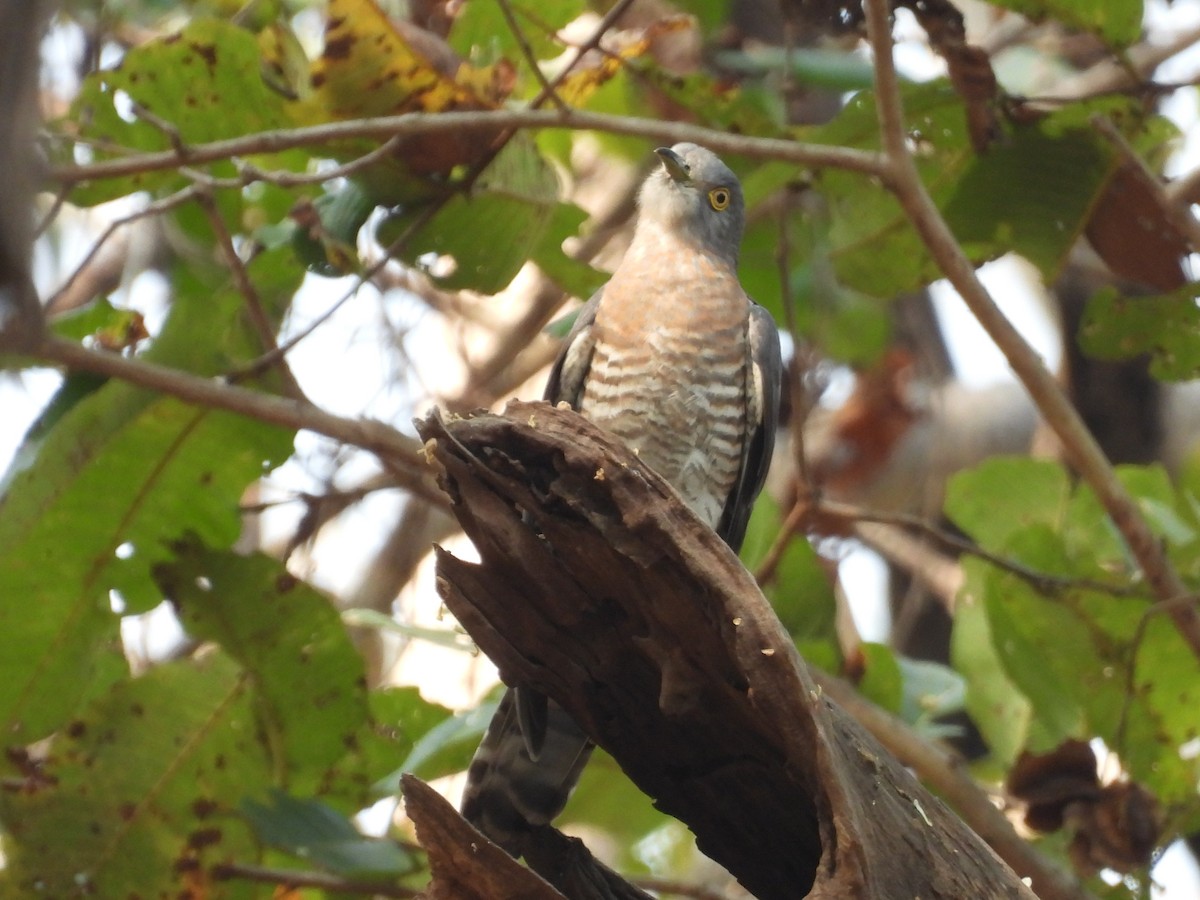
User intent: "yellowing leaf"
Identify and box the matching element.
[296,0,514,174]
[306,0,510,117]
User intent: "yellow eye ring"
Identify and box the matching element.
[708,188,731,211]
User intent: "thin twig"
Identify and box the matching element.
[231,134,405,188]
[529,0,637,108]
[862,0,1200,663]
[496,0,566,110]
[754,498,807,585]
[1052,22,1200,102]
[211,861,417,898]
[192,189,307,401]
[45,184,200,311]
[33,333,448,508]
[825,499,1145,598]
[49,109,885,188]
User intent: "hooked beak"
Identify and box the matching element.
[655,147,690,183]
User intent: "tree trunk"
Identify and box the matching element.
[415,402,1035,899]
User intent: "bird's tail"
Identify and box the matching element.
[460,686,594,855]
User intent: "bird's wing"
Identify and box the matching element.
[717,301,782,553]
[543,288,602,407]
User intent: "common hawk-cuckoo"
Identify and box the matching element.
[460,143,783,855]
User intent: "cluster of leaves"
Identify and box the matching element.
[948,460,1200,828]
[4,0,1199,896]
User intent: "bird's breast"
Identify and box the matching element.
[579,264,751,528]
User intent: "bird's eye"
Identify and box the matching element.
[708,188,731,211]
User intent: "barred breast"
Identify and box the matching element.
[579,243,751,528]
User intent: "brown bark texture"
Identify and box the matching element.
[415,401,1036,900]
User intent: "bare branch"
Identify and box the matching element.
[496,0,566,111]
[49,109,885,189]
[193,190,307,401]
[33,333,444,507]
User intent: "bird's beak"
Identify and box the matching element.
[655,147,690,183]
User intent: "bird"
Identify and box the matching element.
[460,142,782,855]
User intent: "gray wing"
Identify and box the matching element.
[716,302,782,553]
[543,288,601,407]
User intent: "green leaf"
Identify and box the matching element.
[1079,284,1200,382]
[944,457,1072,550]
[897,656,966,734]
[1131,615,1200,805]
[49,297,135,342]
[565,750,671,859]
[377,694,498,791]
[984,0,1143,49]
[0,656,265,898]
[713,46,877,92]
[291,180,377,276]
[154,540,372,801]
[450,0,586,67]
[530,202,608,300]
[857,643,903,714]
[343,608,476,652]
[65,18,292,204]
[0,252,298,747]
[940,123,1112,278]
[980,566,1088,750]
[242,790,415,878]
[365,687,457,794]
[379,136,560,293]
[740,495,839,647]
[951,578,1031,767]
[814,84,1116,297]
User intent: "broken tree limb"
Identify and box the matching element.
[416,402,1036,900]
[401,773,565,900]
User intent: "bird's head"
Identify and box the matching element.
[639,143,745,266]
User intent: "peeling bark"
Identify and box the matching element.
[415,402,1035,900]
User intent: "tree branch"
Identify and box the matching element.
[49,109,885,188]
[0,0,51,353]
[862,0,1200,662]
[32,333,443,506]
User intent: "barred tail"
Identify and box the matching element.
[461,687,594,855]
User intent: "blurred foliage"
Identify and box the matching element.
[947,458,1200,830]
[5,0,1198,896]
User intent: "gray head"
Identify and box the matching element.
[638,143,745,267]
